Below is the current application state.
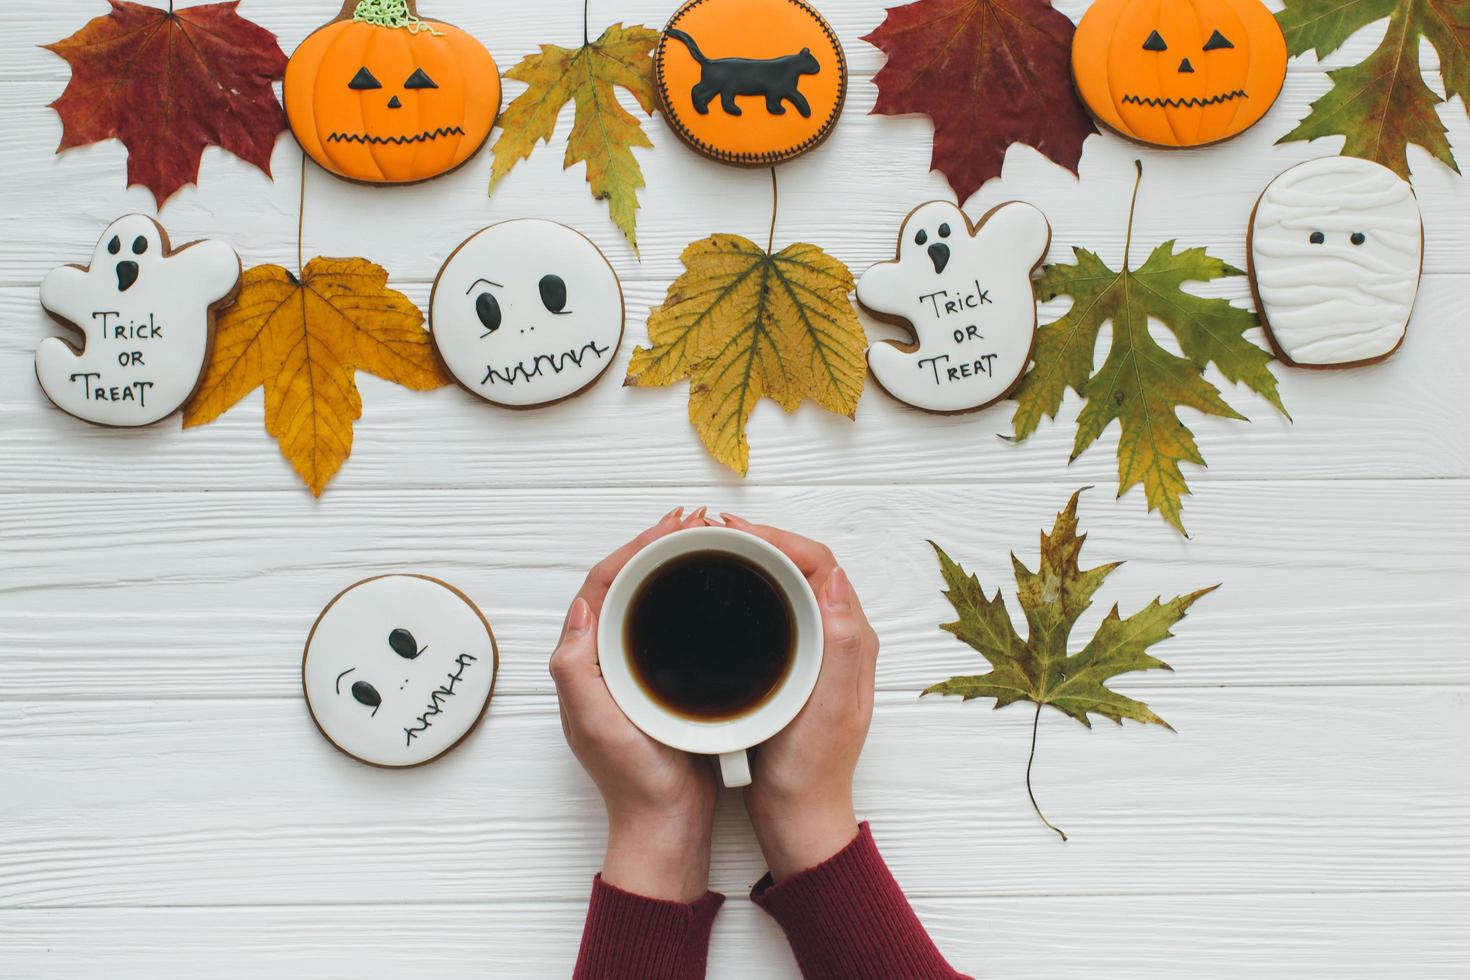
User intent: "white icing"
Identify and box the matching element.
[431,220,623,407]
[1251,157,1422,366]
[36,215,240,426]
[857,201,1049,413]
[303,575,497,768]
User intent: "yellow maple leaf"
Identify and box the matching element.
[183,258,450,495]
[626,234,867,475]
[489,23,659,255]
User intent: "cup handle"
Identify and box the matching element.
[717,750,751,788]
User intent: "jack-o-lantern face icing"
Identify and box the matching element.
[1072,0,1286,148]
[303,575,498,768]
[655,0,847,166]
[285,0,500,184]
[430,220,625,409]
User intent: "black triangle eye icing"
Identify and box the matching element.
[1203,30,1234,51]
[1143,30,1167,52]
[388,628,423,660]
[349,67,382,90]
[405,68,438,90]
[539,274,569,314]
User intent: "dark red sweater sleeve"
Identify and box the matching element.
[752,823,970,980]
[572,875,724,980]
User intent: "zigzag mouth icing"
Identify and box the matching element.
[1121,90,1247,109]
[326,126,466,146]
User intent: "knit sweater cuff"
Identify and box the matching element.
[573,875,724,980]
[751,823,969,980]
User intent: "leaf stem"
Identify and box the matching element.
[1123,159,1143,272]
[584,0,590,46]
[297,149,307,279]
[767,167,778,254]
[1027,701,1068,842]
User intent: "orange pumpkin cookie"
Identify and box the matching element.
[654,0,846,166]
[1072,0,1286,149]
[285,0,500,184]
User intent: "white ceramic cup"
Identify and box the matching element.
[598,527,824,788]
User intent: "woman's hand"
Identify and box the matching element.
[551,507,718,903]
[719,515,879,881]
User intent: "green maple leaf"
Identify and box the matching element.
[1277,0,1469,179]
[1009,164,1289,536]
[924,489,1218,840]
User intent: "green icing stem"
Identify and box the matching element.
[352,0,442,35]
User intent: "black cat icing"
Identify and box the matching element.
[664,28,820,117]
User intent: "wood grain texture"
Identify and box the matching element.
[4,1,1469,976]
[3,893,1467,980]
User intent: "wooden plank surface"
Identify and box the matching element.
[2,0,1467,977]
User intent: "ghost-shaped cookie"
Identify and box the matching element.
[1249,157,1423,369]
[430,220,624,408]
[35,215,241,427]
[303,575,499,768]
[857,201,1050,414]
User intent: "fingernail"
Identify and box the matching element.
[689,506,709,524]
[566,597,592,635]
[662,506,684,526]
[721,512,748,527]
[824,568,852,610]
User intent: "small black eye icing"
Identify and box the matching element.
[349,67,382,90]
[938,223,952,239]
[914,229,928,246]
[476,292,502,335]
[539,274,569,314]
[1203,30,1234,52]
[351,680,382,716]
[1350,232,1367,246]
[1143,30,1167,52]
[107,236,122,255]
[132,236,149,256]
[388,628,422,660]
[404,67,438,90]
[1309,231,1326,245]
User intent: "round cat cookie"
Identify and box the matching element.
[430,220,625,409]
[35,215,241,428]
[303,575,498,768]
[1248,157,1423,370]
[284,0,501,185]
[654,0,847,166]
[857,201,1050,414]
[1072,0,1287,149]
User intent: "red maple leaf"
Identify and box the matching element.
[44,0,288,207]
[864,0,1097,203]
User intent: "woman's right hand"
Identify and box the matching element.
[718,515,880,881]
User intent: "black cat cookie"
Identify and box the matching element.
[654,0,846,166]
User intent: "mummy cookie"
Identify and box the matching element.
[284,0,501,185]
[1072,0,1287,148]
[857,201,1050,414]
[430,220,624,408]
[654,0,847,166]
[303,575,498,768]
[35,215,240,427]
[1248,157,1423,369]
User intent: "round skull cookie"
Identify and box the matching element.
[654,0,847,166]
[1072,0,1287,148]
[857,201,1050,414]
[430,220,625,408]
[303,575,498,768]
[1248,157,1423,369]
[35,215,241,427]
[284,0,501,185]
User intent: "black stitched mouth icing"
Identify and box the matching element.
[1121,90,1247,108]
[326,126,466,145]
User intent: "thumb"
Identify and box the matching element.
[816,568,876,688]
[549,597,612,719]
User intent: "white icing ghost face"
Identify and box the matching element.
[857,201,1050,413]
[431,220,624,408]
[35,215,241,426]
[1250,157,1422,368]
[303,575,498,768]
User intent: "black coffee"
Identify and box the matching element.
[625,550,796,721]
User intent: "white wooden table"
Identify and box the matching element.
[2,2,1467,977]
